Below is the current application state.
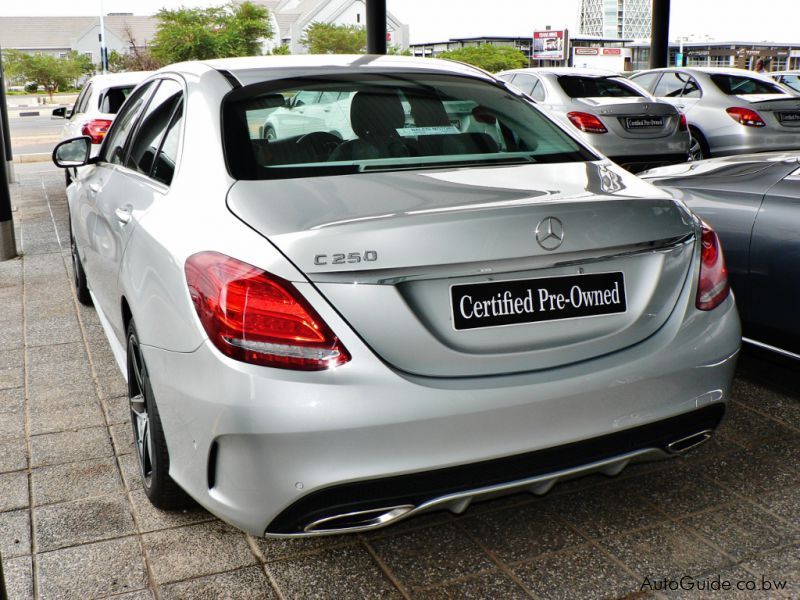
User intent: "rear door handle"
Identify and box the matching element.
[88,183,101,196]
[114,205,132,225]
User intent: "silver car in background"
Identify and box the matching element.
[771,71,800,93]
[52,55,739,537]
[630,67,800,161]
[496,67,690,173]
[641,152,800,360]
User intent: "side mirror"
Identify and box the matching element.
[52,136,92,168]
[52,107,67,118]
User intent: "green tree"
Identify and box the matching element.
[301,23,366,54]
[270,44,291,55]
[437,44,528,72]
[3,50,82,100]
[151,1,273,64]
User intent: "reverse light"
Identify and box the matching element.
[185,252,350,371]
[696,225,730,311]
[81,119,113,144]
[678,113,688,131]
[567,111,608,133]
[725,107,765,127]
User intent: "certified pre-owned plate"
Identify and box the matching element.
[625,116,664,129]
[777,111,800,124]
[451,272,627,331]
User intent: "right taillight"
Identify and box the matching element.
[696,225,730,311]
[567,111,608,133]
[184,251,350,371]
[678,113,688,131]
[81,118,113,144]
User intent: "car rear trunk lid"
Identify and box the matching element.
[227,162,697,377]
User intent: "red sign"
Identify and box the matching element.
[532,30,568,60]
[603,48,622,55]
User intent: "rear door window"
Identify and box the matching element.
[125,79,183,178]
[100,85,135,114]
[100,81,156,165]
[630,72,660,92]
[653,72,689,97]
[557,76,643,98]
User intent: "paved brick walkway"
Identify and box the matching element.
[0,165,798,599]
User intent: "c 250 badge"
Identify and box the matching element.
[314,251,378,266]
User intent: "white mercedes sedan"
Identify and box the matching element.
[52,55,740,537]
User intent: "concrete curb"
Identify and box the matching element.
[14,153,52,164]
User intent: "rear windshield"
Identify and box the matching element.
[557,76,643,98]
[710,74,785,95]
[222,73,596,180]
[99,85,135,114]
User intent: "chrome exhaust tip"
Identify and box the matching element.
[666,429,713,455]
[304,505,415,533]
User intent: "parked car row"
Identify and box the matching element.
[49,56,796,540]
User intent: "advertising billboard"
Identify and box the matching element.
[532,30,568,61]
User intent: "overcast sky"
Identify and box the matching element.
[3,0,798,44]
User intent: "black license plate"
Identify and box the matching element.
[625,116,664,129]
[451,272,627,331]
[778,111,800,123]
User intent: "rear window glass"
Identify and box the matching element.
[99,85,135,113]
[710,74,785,95]
[222,73,596,181]
[557,76,643,98]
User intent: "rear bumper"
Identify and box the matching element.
[140,288,740,536]
[268,403,725,535]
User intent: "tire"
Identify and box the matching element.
[69,224,92,306]
[263,125,277,141]
[688,127,709,161]
[127,320,192,510]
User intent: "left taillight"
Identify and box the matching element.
[81,119,113,144]
[567,111,608,133]
[185,251,351,371]
[725,107,765,127]
[696,225,730,311]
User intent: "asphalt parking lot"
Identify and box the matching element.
[0,163,798,599]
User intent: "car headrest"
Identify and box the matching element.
[350,91,405,139]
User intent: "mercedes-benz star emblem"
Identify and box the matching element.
[535,217,565,251]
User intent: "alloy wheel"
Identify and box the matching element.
[128,333,153,488]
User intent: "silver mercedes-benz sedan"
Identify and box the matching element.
[630,67,800,161]
[496,67,690,173]
[52,55,740,537]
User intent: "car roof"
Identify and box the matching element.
[500,67,620,78]
[85,71,154,90]
[159,55,492,85]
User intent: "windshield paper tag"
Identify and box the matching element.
[396,125,459,137]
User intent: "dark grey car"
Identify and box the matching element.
[641,153,800,359]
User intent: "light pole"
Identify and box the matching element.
[99,0,108,74]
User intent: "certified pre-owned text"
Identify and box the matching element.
[459,282,622,320]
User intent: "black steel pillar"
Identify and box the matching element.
[366,0,387,55]
[649,0,671,68]
[0,48,17,260]
[0,48,12,163]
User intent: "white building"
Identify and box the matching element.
[0,1,409,62]
[258,0,409,54]
[578,0,651,40]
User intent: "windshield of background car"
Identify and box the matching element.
[710,74,785,95]
[557,76,644,98]
[222,73,596,180]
